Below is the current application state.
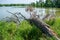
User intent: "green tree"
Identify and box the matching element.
[31,2,35,7]
[45,0,53,7]
[55,0,60,7]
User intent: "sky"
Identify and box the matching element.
[0,0,39,4]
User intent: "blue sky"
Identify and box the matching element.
[0,0,39,4]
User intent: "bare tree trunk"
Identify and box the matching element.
[29,18,60,40]
[14,12,59,40]
[7,11,60,40]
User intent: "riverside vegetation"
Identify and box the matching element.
[0,17,60,40]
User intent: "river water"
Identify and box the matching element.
[0,6,60,20]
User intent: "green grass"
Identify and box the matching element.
[45,17,60,38]
[51,18,60,37]
[0,19,60,40]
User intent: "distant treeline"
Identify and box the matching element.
[31,0,60,8]
[0,0,60,8]
[0,4,29,7]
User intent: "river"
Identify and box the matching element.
[0,6,60,20]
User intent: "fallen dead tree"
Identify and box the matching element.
[18,12,60,40]
[7,11,60,40]
[29,18,60,40]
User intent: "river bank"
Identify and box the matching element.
[0,17,60,40]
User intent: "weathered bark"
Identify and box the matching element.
[29,18,60,40]
[17,12,59,40]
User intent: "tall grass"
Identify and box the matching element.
[45,18,60,38]
[0,19,59,40]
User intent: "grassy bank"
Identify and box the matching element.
[45,18,60,37]
[0,17,60,40]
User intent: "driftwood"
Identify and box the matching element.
[7,11,60,40]
[7,11,27,20]
[29,18,60,40]
[18,13,60,40]
[7,11,20,24]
